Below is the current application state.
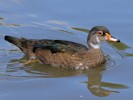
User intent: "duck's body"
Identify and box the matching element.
[34,47,105,70]
[5,26,120,70]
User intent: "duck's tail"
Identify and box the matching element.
[5,35,21,48]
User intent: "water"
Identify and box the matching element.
[0,0,133,99]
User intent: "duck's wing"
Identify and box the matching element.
[33,40,88,53]
[5,35,88,54]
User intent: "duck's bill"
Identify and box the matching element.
[106,33,120,42]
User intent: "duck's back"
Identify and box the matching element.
[5,35,88,58]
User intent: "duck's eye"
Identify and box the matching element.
[98,31,103,36]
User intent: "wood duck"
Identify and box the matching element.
[5,26,120,70]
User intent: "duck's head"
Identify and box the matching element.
[87,26,120,49]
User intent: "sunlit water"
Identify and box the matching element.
[0,0,133,100]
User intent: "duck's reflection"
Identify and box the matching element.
[87,66,123,97]
[6,56,128,97]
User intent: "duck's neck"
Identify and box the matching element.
[88,36,101,49]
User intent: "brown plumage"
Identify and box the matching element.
[34,48,105,70]
[4,26,120,70]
